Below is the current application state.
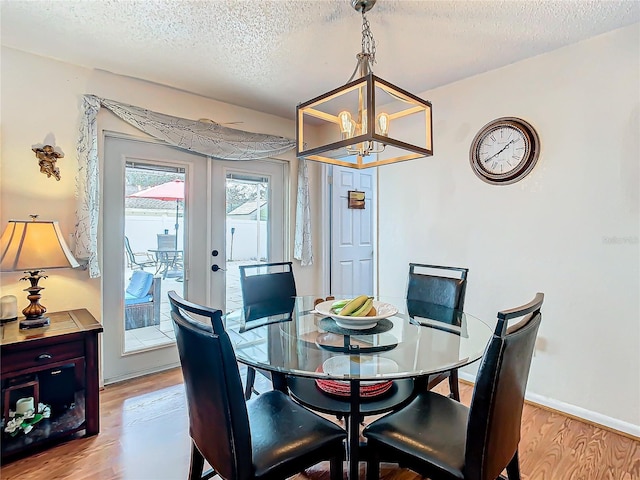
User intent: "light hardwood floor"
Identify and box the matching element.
[1,368,638,480]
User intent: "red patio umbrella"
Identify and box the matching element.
[128,179,184,248]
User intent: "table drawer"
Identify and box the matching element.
[1,340,84,375]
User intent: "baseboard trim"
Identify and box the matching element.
[458,372,639,440]
[103,362,180,386]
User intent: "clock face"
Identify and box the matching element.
[470,117,540,185]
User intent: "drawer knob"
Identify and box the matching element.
[36,353,53,361]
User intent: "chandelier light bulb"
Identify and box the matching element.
[376,112,390,136]
[349,119,356,138]
[339,111,355,139]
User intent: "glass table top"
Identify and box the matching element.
[224,296,494,381]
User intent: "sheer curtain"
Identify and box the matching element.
[74,94,312,277]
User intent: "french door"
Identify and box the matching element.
[103,134,286,383]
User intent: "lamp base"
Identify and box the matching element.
[0,316,18,324]
[19,316,50,329]
[19,270,50,329]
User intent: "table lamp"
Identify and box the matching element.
[0,216,79,329]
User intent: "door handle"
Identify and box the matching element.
[211,264,225,272]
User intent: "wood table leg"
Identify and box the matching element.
[84,333,100,435]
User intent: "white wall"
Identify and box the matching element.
[378,24,639,433]
[2,24,638,435]
[0,47,325,320]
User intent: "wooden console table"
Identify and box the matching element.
[0,309,103,461]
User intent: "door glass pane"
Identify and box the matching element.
[124,162,185,353]
[225,173,269,313]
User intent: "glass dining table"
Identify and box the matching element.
[224,295,493,480]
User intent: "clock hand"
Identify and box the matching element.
[484,139,515,163]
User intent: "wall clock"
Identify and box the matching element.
[469,117,540,185]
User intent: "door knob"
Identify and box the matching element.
[211,264,225,272]
[211,250,219,257]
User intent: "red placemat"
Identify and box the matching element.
[314,366,393,398]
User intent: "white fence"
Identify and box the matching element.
[125,211,266,261]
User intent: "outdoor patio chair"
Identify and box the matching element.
[124,236,156,270]
[124,270,161,330]
[154,234,183,279]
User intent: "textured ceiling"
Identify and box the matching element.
[2,0,638,120]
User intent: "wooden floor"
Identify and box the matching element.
[2,368,638,480]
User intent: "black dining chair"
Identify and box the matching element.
[238,261,297,400]
[363,293,544,480]
[168,291,347,480]
[406,262,469,400]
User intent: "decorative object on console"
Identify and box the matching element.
[0,215,80,329]
[4,401,51,437]
[0,295,18,324]
[296,0,432,169]
[32,145,63,181]
[469,116,540,185]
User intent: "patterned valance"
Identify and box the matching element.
[74,95,312,277]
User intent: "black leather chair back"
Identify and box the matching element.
[407,263,468,309]
[239,262,297,305]
[464,293,543,480]
[242,296,296,323]
[168,291,252,480]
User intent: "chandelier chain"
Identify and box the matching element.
[347,11,377,82]
[361,12,376,64]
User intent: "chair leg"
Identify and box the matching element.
[448,369,460,401]
[329,454,343,480]
[189,442,205,480]
[245,367,257,400]
[506,450,521,480]
[366,450,380,480]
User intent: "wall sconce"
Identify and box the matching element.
[32,145,63,181]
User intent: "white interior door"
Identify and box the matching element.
[330,165,377,296]
[103,135,287,383]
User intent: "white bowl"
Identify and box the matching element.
[315,300,398,330]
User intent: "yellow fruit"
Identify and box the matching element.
[366,306,377,317]
[339,295,369,316]
[352,298,373,317]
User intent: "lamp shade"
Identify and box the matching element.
[0,219,80,272]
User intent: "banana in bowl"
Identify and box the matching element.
[315,298,398,330]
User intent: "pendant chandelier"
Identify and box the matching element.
[296,0,433,169]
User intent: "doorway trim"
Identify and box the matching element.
[322,164,379,296]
